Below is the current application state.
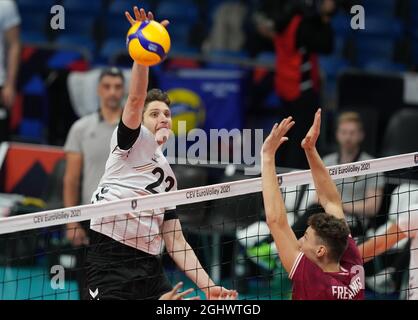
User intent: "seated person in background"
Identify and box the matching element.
[202,0,248,53]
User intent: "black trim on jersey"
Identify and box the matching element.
[164,209,178,221]
[117,119,141,150]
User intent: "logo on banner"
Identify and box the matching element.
[167,88,205,136]
[131,200,137,210]
[414,154,418,164]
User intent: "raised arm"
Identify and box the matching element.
[302,109,345,220]
[261,117,300,273]
[122,62,148,129]
[343,187,384,218]
[2,24,21,108]
[122,7,169,129]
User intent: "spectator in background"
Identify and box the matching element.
[202,0,248,53]
[63,67,125,297]
[247,0,282,57]
[0,0,21,142]
[257,0,336,169]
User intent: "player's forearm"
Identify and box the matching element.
[128,62,148,96]
[63,179,81,230]
[168,240,215,290]
[185,245,215,291]
[6,38,20,87]
[343,188,383,217]
[358,223,406,262]
[344,199,380,217]
[122,63,148,129]
[262,155,288,227]
[63,177,80,207]
[305,148,341,209]
[358,237,381,263]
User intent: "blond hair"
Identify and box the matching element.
[337,111,363,130]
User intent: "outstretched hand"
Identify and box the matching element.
[125,6,169,27]
[159,282,200,300]
[301,108,321,150]
[261,116,295,157]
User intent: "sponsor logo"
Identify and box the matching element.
[89,288,99,299]
[414,154,418,164]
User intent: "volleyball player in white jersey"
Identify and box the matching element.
[85,7,237,300]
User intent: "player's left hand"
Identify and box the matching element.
[159,282,200,300]
[125,6,169,28]
[261,116,295,157]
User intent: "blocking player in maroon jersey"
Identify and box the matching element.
[261,109,365,300]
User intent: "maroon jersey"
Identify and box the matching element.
[289,236,365,300]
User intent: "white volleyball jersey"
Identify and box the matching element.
[90,125,177,255]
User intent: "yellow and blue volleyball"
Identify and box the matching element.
[126,20,171,66]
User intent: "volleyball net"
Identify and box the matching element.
[0,152,417,300]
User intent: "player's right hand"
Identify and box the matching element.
[125,6,169,27]
[301,108,321,150]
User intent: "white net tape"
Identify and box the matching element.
[0,152,417,235]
